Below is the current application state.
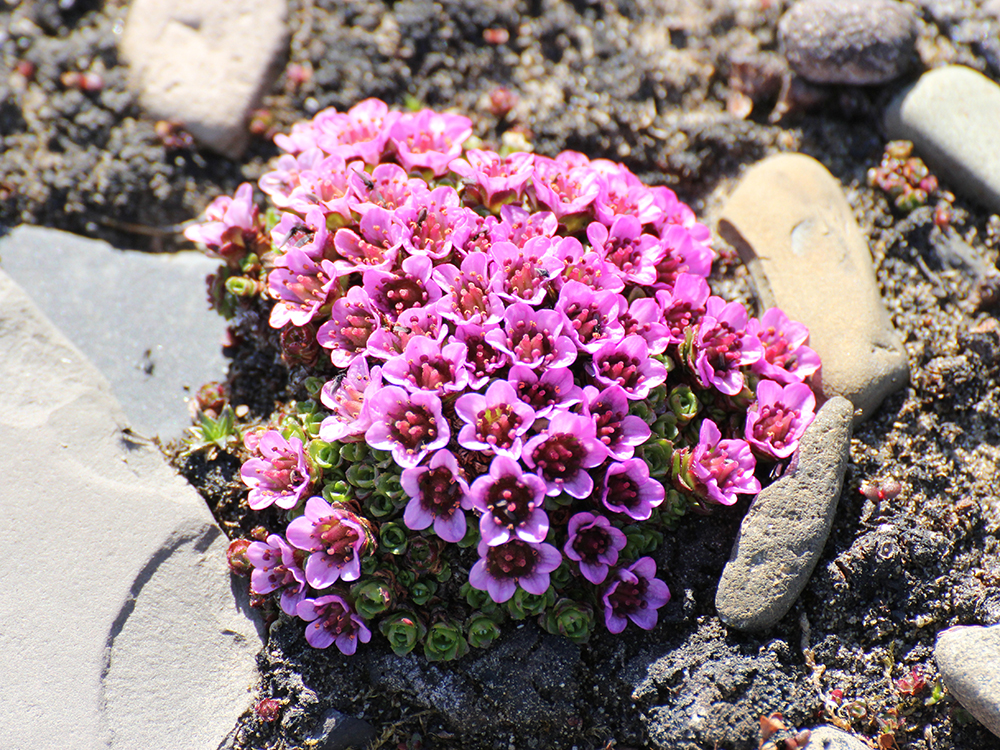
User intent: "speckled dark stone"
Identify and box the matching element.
[779,0,917,85]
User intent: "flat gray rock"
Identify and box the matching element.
[779,0,917,85]
[0,225,228,441]
[715,396,853,631]
[935,624,1000,738]
[718,153,910,424]
[120,0,288,158]
[804,726,872,750]
[886,65,1000,215]
[0,269,261,749]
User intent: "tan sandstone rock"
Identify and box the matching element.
[718,153,909,423]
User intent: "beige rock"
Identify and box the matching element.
[935,624,1000,738]
[120,0,288,158]
[718,153,909,423]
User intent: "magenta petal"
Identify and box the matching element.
[579,561,608,585]
[434,509,467,543]
[628,607,659,631]
[488,577,516,603]
[519,572,551,596]
[403,497,433,531]
[305,620,335,649]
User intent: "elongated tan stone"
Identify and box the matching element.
[718,153,909,423]
[935,624,1000,738]
[715,396,852,631]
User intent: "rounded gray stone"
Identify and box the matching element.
[935,624,1000,738]
[718,153,910,424]
[779,0,917,85]
[886,65,1000,215]
[716,396,853,631]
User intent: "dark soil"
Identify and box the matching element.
[6,0,1000,748]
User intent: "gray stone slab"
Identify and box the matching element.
[715,396,853,631]
[718,153,910,424]
[120,0,289,158]
[0,268,261,750]
[886,65,1000,215]
[935,624,1000,738]
[0,225,228,441]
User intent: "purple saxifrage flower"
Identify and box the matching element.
[286,497,368,588]
[468,455,549,546]
[602,557,670,634]
[400,449,471,542]
[468,538,562,604]
[382,335,469,394]
[247,534,307,616]
[690,419,761,506]
[748,308,822,385]
[600,458,665,521]
[522,411,609,498]
[319,358,382,442]
[267,248,338,329]
[316,286,380,368]
[692,297,763,396]
[582,384,650,460]
[363,253,442,322]
[434,252,505,326]
[364,386,450,468]
[297,595,372,653]
[389,109,472,175]
[184,182,257,257]
[450,149,535,209]
[588,335,667,401]
[555,280,625,354]
[489,236,565,306]
[455,379,536,459]
[486,302,577,371]
[240,430,311,510]
[507,365,582,419]
[563,512,627,585]
[744,380,816,460]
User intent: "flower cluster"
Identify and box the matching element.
[189,99,820,657]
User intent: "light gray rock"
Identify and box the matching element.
[0,269,261,750]
[804,726,872,750]
[779,0,917,85]
[718,153,910,424]
[935,624,1000,738]
[886,65,1000,215]
[715,396,853,631]
[0,225,229,441]
[119,0,288,158]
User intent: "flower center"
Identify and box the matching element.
[755,404,796,449]
[376,277,428,319]
[515,380,559,411]
[703,322,741,371]
[509,321,554,364]
[319,601,353,637]
[606,472,640,511]
[573,526,610,561]
[475,404,522,449]
[463,334,505,379]
[485,539,538,578]
[530,434,585,483]
[564,302,604,344]
[597,352,641,391]
[390,405,438,450]
[318,517,360,563]
[592,408,623,448]
[407,354,454,390]
[609,576,649,616]
[700,447,738,488]
[485,476,536,529]
[417,466,463,518]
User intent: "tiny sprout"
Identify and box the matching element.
[895,667,926,696]
[226,539,253,576]
[860,479,902,502]
[255,698,281,722]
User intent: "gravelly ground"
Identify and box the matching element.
[5,1,1000,748]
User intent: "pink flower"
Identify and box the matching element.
[469,538,562,603]
[364,386,450,468]
[382,335,469,394]
[450,150,535,209]
[247,534,307,616]
[240,430,311,510]
[297,595,371,653]
[690,419,760,506]
[563,512,627,585]
[184,183,258,260]
[588,335,668,401]
[389,109,472,175]
[532,156,602,219]
[319,358,383,442]
[468,455,549,546]
[316,286,380,368]
[522,411,609,498]
[745,380,816,459]
[455,379,536,459]
[286,497,368,588]
[748,308,822,385]
[313,98,400,164]
[400,449,471,542]
[602,557,670,633]
[692,297,763,396]
[587,216,659,285]
[600,459,665,521]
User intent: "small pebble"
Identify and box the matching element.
[779,0,917,85]
[935,624,1000,738]
[804,725,874,750]
[886,65,1000,215]
[718,153,910,423]
[715,396,853,631]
